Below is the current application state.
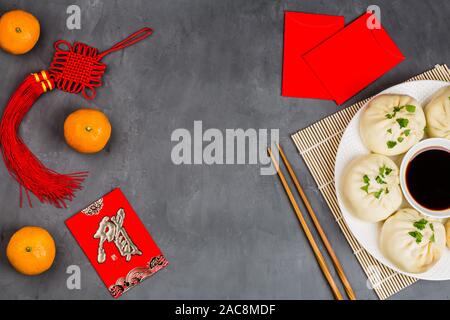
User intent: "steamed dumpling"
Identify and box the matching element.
[424,86,450,139]
[360,94,426,155]
[342,154,402,222]
[380,208,445,273]
[445,220,450,248]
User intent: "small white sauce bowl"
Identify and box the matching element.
[399,138,450,218]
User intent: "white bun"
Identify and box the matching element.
[360,94,426,156]
[342,154,402,222]
[424,86,450,139]
[380,208,445,273]
[445,220,450,249]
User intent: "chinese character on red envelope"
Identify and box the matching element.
[66,188,168,298]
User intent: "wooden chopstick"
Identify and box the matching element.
[268,147,344,300]
[276,143,356,300]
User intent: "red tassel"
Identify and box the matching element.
[0,71,87,208]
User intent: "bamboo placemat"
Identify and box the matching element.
[291,64,450,300]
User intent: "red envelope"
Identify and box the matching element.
[66,188,168,298]
[281,11,344,99]
[303,13,405,105]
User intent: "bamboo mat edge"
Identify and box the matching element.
[291,64,450,300]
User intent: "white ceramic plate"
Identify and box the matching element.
[335,80,450,280]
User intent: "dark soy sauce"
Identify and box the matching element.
[406,149,450,211]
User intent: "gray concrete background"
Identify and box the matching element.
[0,0,448,300]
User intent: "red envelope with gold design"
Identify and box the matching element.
[66,188,168,298]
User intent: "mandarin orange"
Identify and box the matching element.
[64,109,112,153]
[0,10,40,55]
[7,226,56,276]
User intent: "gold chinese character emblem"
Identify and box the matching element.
[94,208,142,263]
